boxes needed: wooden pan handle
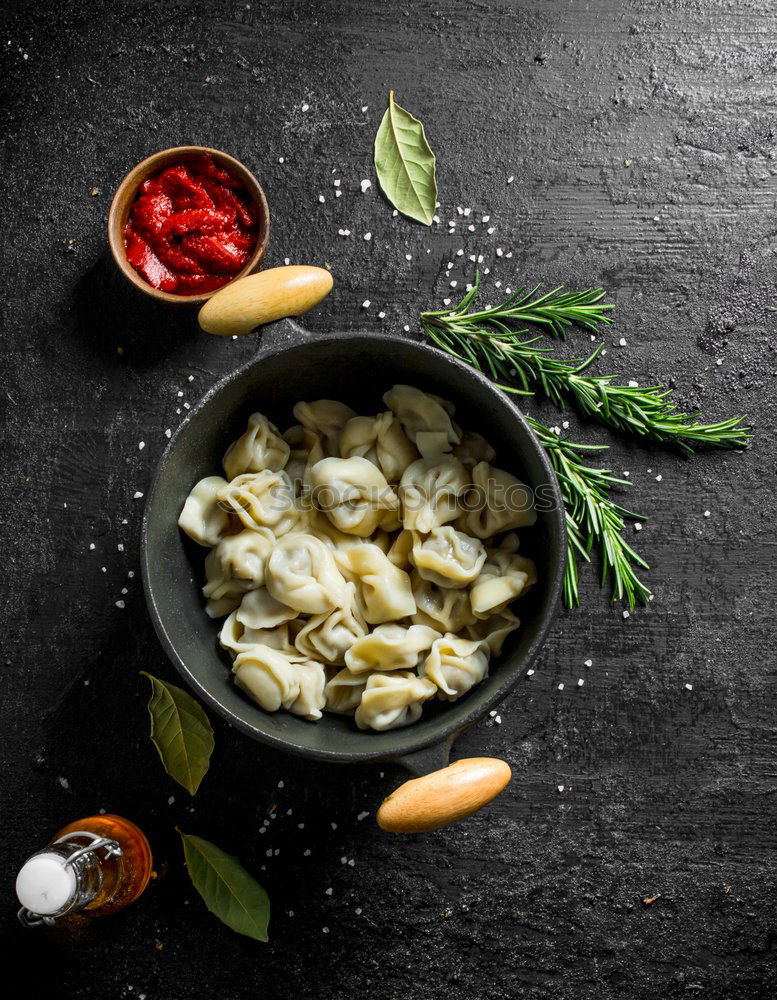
[376,757,512,833]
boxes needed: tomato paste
[124,153,258,295]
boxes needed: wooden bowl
[108,145,270,307]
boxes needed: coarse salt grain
[165,429,171,438]
[405,254,412,261]
[619,337,627,346]
[318,194,325,203]
[685,683,693,691]
[115,600,125,609]
[557,784,564,793]
[89,543,95,550]
[526,668,535,676]
[507,175,514,183]
[362,300,370,308]
[584,659,593,667]
[364,232,372,241]
[655,474,662,482]
[578,678,584,687]
[378,311,386,319]
[333,179,340,187]
[360,179,371,193]
[133,491,144,499]
[138,441,145,450]
[623,610,630,619]
[704,510,710,517]
[301,103,309,112]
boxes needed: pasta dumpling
[411,526,487,588]
[460,461,537,539]
[453,431,496,469]
[324,668,368,715]
[223,412,289,481]
[422,635,489,701]
[236,587,297,630]
[217,470,299,536]
[283,424,325,494]
[342,544,416,623]
[354,671,437,731]
[383,385,460,451]
[465,610,520,656]
[220,614,298,656]
[293,583,367,665]
[265,533,349,614]
[233,646,326,720]
[411,573,476,634]
[308,456,399,537]
[293,399,356,455]
[345,623,440,674]
[470,547,537,617]
[399,455,469,533]
[178,476,231,547]
[202,529,275,617]
[339,411,417,483]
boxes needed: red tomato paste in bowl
[123,154,258,295]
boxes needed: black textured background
[1,1,776,997]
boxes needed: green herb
[141,672,214,795]
[421,277,751,453]
[420,275,752,608]
[179,831,270,942]
[526,417,651,609]
[374,91,437,225]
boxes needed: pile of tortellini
[178,385,538,732]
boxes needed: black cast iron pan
[141,319,566,829]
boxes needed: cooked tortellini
[469,546,537,617]
[341,544,416,623]
[202,529,275,617]
[178,476,231,547]
[233,646,326,720]
[339,411,417,483]
[354,672,438,731]
[293,399,356,455]
[384,385,460,451]
[293,583,367,664]
[421,635,489,701]
[345,623,440,674]
[223,413,289,482]
[411,526,487,589]
[265,532,349,614]
[307,456,399,537]
[398,455,469,533]
[181,386,540,730]
[459,461,537,539]
[217,470,299,536]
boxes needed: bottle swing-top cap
[16,831,122,927]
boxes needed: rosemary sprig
[421,276,751,453]
[526,417,652,609]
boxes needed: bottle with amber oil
[15,814,153,927]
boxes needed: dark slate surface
[1,1,775,996]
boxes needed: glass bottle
[15,814,153,927]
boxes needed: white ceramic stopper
[16,852,77,916]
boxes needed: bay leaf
[141,671,214,795]
[374,90,437,225]
[179,831,270,942]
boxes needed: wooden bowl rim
[107,145,270,307]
